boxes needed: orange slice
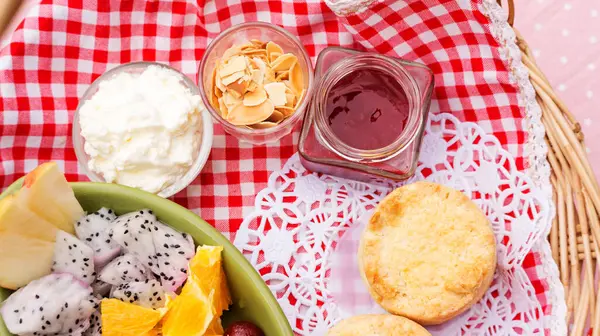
[205,317,225,336]
[188,245,232,315]
[101,299,162,336]
[161,280,215,336]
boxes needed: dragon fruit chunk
[151,221,195,292]
[111,279,166,309]
[98,254,154,286]
[82,308,101,336]
[91,279,112,297]
[0,273,96,335]
[52,230,96,284]
[75,208,121,269]
[110,210,160,275]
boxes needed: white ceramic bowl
[73,61,213,198]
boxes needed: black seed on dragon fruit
[0,274,96,335]
[82,308,101,336]
[52,231,96,285]
[151,221,195,292]
[109,209,195,292]
[111,279,166,309]
[110,210,161,275]
[75,208,121,269]
[98,254,154,286]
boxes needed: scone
[327,314,431,336]
[358,181,496,325]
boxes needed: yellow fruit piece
[205,317,225,336]
[18,162,83,234]
[0,194,58,241]
[101,299,162,336]
[188,245,232,315]
[0,232,54,289]
[162,280,215,336]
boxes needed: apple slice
[18,162,83,234]
[0,194,58,241]
[0,232,54,290]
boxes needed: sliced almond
[209,68,220,107]
[252,57,267,74]
[264,82,287,107]
[226,87,242,100]
[215,71,227,92]
[264,67,276,84]
[275,71,289,81]
[221,71,245,86]
[285,92,295,108]
[266,41,284,60]
[251,39,266,48]
[220,55,247,77]
[215,85,223,98]
[249,121,279,129]
[251,69,264,86]
[227,78,249,97]
[282,80,294,92]
[242,49,267,57]
[212,39,306,128]
[269,52,282,64]
[294,89,306,110]
[222,45,242,60]
[223,90,242,109]
[227,99,275,126]
[217,97,229,118]
[267,110,284,123]
[271,53,297,72]
[240,42,258,51]
[247,81,258,92]
[243,86,268,107]
[275,106,295,117]
[289,61,304,95]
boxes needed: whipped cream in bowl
[73,62,213,198]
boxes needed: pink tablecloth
[516,1,600,181]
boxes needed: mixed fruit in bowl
[0,163,265,336]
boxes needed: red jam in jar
[326,68,410,151]
[298,47,434,182]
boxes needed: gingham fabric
[0,0,550,333]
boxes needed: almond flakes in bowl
[209,40,305,130]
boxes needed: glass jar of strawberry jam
[298,47,435,182]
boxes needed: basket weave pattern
[502,0,600,333]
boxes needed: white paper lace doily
[479,0,565,334]
[234,113,553,335]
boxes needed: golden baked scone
[358,181,496,325]
[327,314,431,336]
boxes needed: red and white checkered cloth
[0,0,553,333]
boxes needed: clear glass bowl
[198,22,314,145]
[73,61,214,198]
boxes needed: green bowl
[0,181,293,336]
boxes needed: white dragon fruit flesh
[52,230,96,285]
[111,279,166,309]
[82,308,101,336]
[152,221,195,292]
[110,210,160,275]
[0,273,97,335]
[75,208,121,269]
[98,254,154,286]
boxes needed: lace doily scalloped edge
[479,0,565,334]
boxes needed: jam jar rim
[313,52,423,163]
